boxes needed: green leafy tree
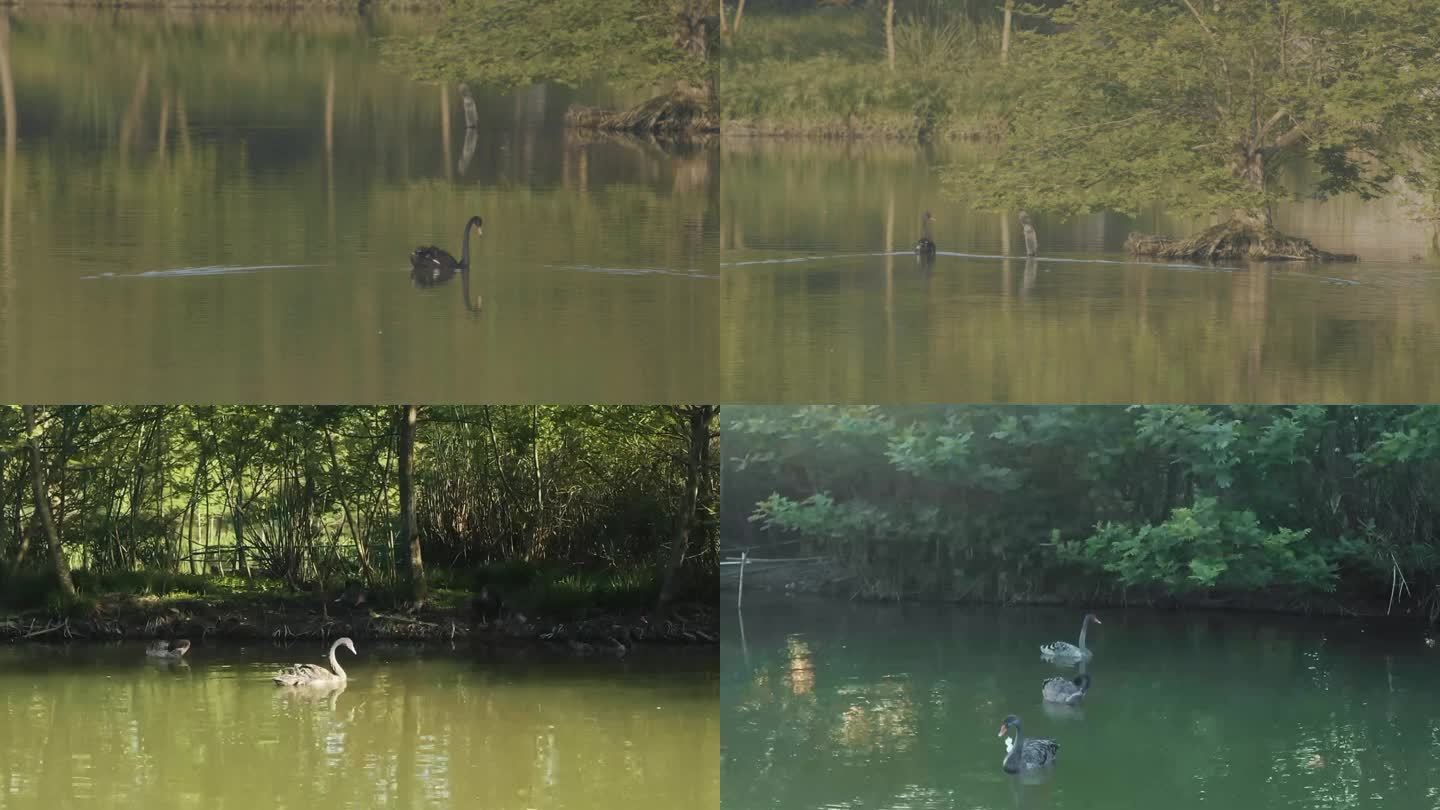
[390,0,718,131]
[945,0,1440,260]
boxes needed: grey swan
[1041,672,1091,705]
[145,639,191,659]
[1040,613,1101,662]
[273,637,356,687]
[998,714,1059,773]
[914,211,937,256]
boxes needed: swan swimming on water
[273,637,356,687]
[914,211,937,256]
[998,714,1058,773]
[1041,671,1091,705]
[1040,613,1101,662]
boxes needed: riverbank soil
[0,591,717,649]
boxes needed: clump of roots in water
[565,89,717,136]
[1125,219,1357,262]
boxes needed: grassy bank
[725,564,1426,621]
[720,9,1011,141]
[0,567,718,646]
[2,0,441,10]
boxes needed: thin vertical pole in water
[737,550,747,610]
[440,83,451,181]
[0,11,15,378]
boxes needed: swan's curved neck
[1004,722,1025,768]
[459,222,474,268]
[1077,617,1091,651]
[921,218,933,240]
[328,640,347,679]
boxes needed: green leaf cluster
[389,0,712,93]
[946,0,1440,219]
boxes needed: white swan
[1040,613,1101,662]
[273,637,356,687]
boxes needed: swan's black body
[1041,672,1091,705]
[915,211,937,256]
[411,215,484,311]
[999,715,1059,774]
[1041,612,1101,663]
[411,215,483,287]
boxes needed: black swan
[1040,613,1101,662]
[411,215,483,285]
[914,211,937,256]
[999,714,1059,773]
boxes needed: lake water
[0,640,718,810]
[721,594,1440,810]
[0,11,718,402]
[721,140,1440,403]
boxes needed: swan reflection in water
[145,639,191,660]
[410,215,484,313]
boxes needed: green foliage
[0,406,717,602]
[1059,498,1330,592]
[727,406,1440,609]
[389,0,711,93]
[945,0,1440,220]
[720,9,1010,139]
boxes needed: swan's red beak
[997,724,1008,737]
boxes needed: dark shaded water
[0,641,718,809]
[0,11,718,402]
[721,141,1440,403]
[721,594,1440,810]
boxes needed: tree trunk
[1231,143,1271,227]
[658,405,714,608]
[1001,0,1014,63]
[397,404,425,600]
[23,406,75,599]
[733,0,746,35]
[325,427,373,581]
[885,0,896,73]
[232,457,248,577]
[531,405,544,556]
[718,0,729,36]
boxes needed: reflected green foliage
[0,406,718,610]
[2,12,719,402]
[726,405,1440,612]
[720,139,1440,403]
[0,645,719,810]
[389,0,711,93]
[722,598,1440,810]
[946,0,1440,222]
